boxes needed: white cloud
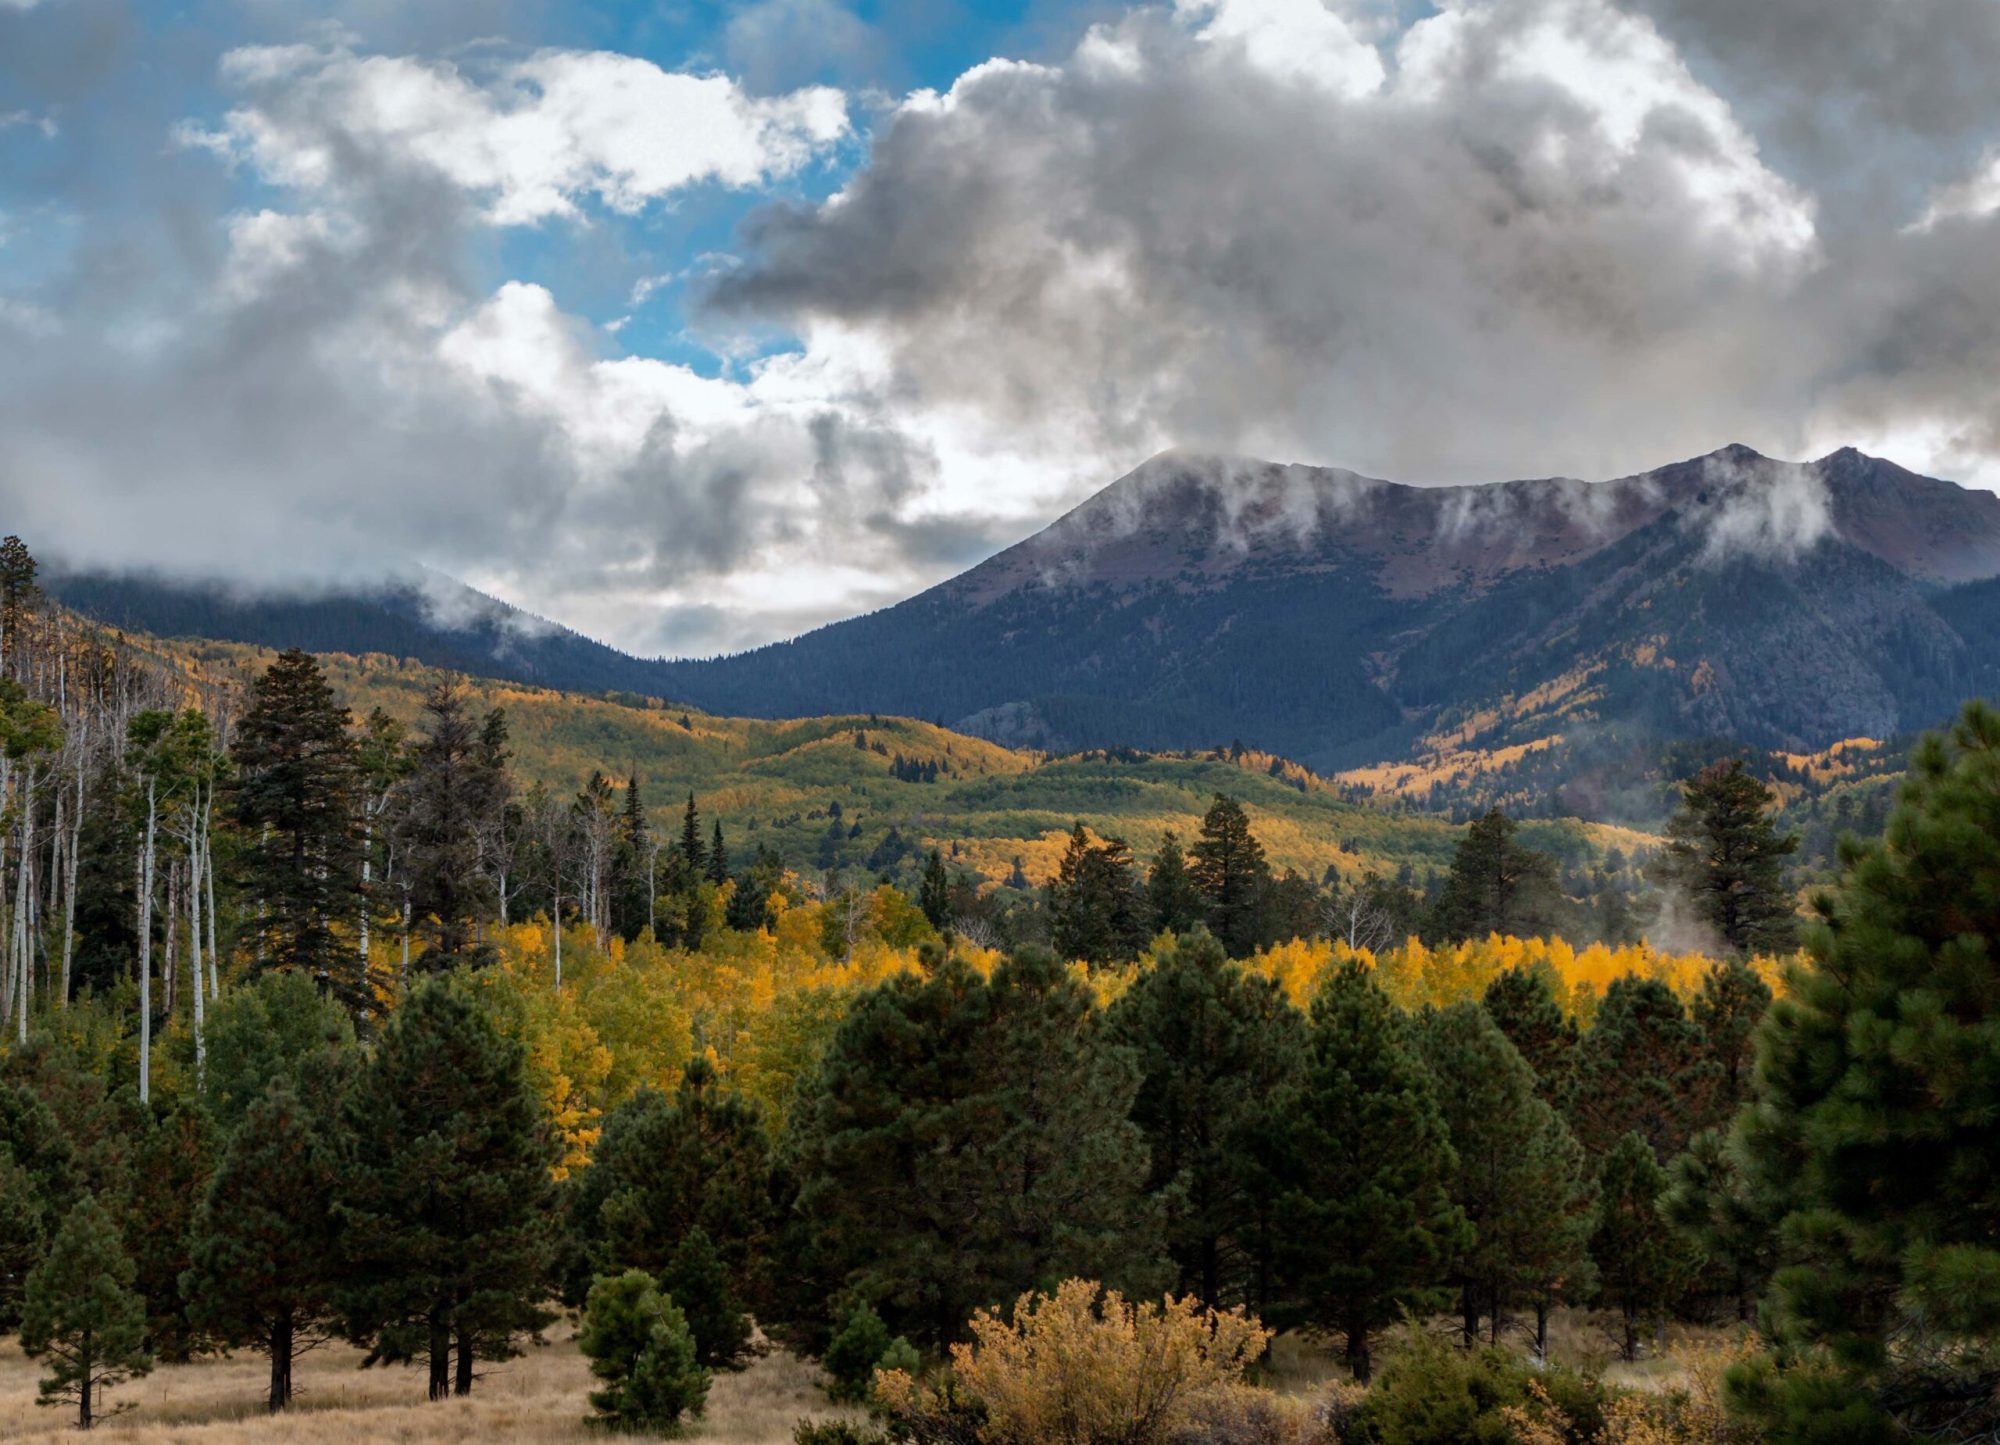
[1912,147,2000,230]
[1182,0,1386,98]
[197,44,849,224]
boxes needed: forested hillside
[6,531,2000,1445]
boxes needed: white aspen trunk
[60,772,79,1007]
[17,786,34,1041]
[188,797,205,1085]
[163,859,179,1020]
[552,875,563,995]
[203,805,219,1000]
[359,808,372,974]
[139,779,156,1105]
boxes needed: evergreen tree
[231,649,365,1009]
[1480,963,1579,1106]
[1281,961,1468,1381]
[1047,822,1148,966]
[1188,795,1274,957]
[121,1103,219,1362]
[1430,808,1562,942]
[204,970,358,1129]
[184,1082,343,1410]
[1730,703,2000,1439]
[662,1227,752,1371]
[0,533,39,674]
[337,979,559,1399]
[566,1058,773,1307]
[577,1269,708,1433]
[1690,957,1772,1114]
[1565,975,1717,1159]
[1103,930,1305,1312]
[917,847,952,935]
[0,1083,78,1330]
[1590,1132,1690,1362]
[19,1195,153,1429]
[1654,758,1799,954]
[1145,830,1205,936]
[784,949,1164,1352]
[1416,1002,1596,1354]
[612,774,652,941]
[1662,1127,1774,1325]
[707,820,729,887]
[396,686,510,968]
[679,793,704,881]
[725,845,783,934]
[67,766,138,1000]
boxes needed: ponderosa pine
[19,1195,152,1429]
[1654,758,1799,955]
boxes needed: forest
[0,535,1994,1445]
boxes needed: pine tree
[917,847,952,934]
[1590,1132,1690,1362]
[1480,963,1579,1106]
[1146,830,1205,936]
[1430,808,1562,942]
[231,649,365,1009]
[184,1081,343,1410]
[662,1227,751,1371]
[337,979,559,1399]
[566,1058,773,1307]
[1690,957,1772,1114]
[1416,1002,1596,1354]
[203,970,358,1130]
[577,1269,708,1432]
[1280,961,1468,1381]
[707,820,729,887]
[19,1195,153,1429]
[1662,1127,1774,1325]
[1103,930,1305,1312]
[1729,703,2000,1438]
[121,1103,220,1363]
[1565,975,1717,1159]
[1188,795,1273,957]
[612,774,652,941]
[0,1082,78,1331]
[1048,822,1148,966]
[0,534,40,675]
[396,686,509,968]
[1654,759,1799,954]
[784,949,1163,1352]
[679,793,704,880]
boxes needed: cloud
[187,43,849,225]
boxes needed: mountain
[41,567,675,700]
[652,445,2000,771]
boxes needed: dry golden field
[0,1328,867,1443]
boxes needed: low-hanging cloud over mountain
[3,0,2000,656]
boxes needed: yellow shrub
[926,1279,1271,1445]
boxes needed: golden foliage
[881,1279,1270,1445]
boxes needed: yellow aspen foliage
[879,1278,1269,1445]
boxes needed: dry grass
[0,1328,866,1443]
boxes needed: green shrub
[1344,1333,1606,1445]
[824,1300,918,1404]
[794,1421,889,1445]
[578,1269,710,1432]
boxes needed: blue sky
[3,0,1999,657]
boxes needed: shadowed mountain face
[42,445,2000,772]
[651,445,2000,768]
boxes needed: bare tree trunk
[139,778,156,1105]
[203,804,219,999]
[189,794,205,1085]
[60,767,79,1007]
[12,788,31,1040]
[164,858,179,1020]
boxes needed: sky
[3,0,2000,659]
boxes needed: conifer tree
[19,1195,153,1429]
[1662,1127,1774,1324]
[231,649,365,1009]
[337,979,559,1399]
[1431,808,1562,942]
[122,1103,219,1362]
[0,1082,78,1330]
[1690,957,1772,1114]
[396,686,509,968]
[611,774,652,941]
[917,847,952,934]
[566,1058,773,1305]
[1145,830,1205,935]
[1729,703,2000,1438]
[662,1227,752,1371]
[707,820,729,887]
[0,534,39,675]
[1103,930,1305,1311]
[1565,975,1717,1158]
[679,793,704,880]
[1654,758,1799,954]
[184,1081,342,1410]
[1188,795,1273,957]
[1590,1132,1690,1361]
[1417,1002,1596,1352]
[577,1269,708,1432]
[785,950,1163,1352]
[1281,961,1467,1381]
[1480,963,1578,1106]
[1048,822,1148,965]
[203,970,357,1130]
